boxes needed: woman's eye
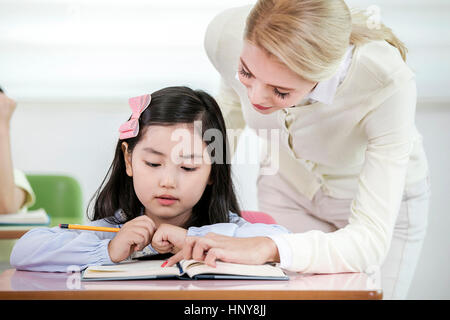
[274,88,290,100]
[181,167,197,172]
[238,66,252,78]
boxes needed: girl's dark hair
[88,86,241,227]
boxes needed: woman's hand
[151,224,187,254]
[108,215,156,263]
[165,233,280,267]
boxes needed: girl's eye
[145,162,160,168]
[238,66,252,78]
[274,88,290,100]
[182,167,197,172]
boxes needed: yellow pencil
[59,224,120,232]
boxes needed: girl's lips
[157,198,177,206]
[252,103,272,111]
[156,195,178,206]
[156,194,178,206]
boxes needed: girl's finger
[131,229,154,251]
[131,227,152,248]
[153,245,173,254]
[133,219,156,237]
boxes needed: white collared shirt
[299,45,354,106]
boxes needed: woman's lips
[252,103,272,111]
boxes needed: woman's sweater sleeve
[270,79,418,273]
[10,219,117,272]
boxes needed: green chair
[26,174,84,226]
[0,175,84,266]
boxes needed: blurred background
[0,0,448,298]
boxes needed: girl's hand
[0,93,17,127]
[151,224,187,254]
[165,233,280,267]
[108,215,156,263]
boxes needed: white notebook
[0,208,50,225]
[82,259,289,281]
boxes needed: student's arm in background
[0,93,28,214]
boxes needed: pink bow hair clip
[118,94,151,140]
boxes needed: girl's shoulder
[228,211,241,223]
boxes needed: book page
[181,260,287,278]
[83,259,180,279]
[0,208,49,225]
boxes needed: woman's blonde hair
[244,0,407,82]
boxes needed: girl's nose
[159,169,177,189]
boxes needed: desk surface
[0,226,35,239]
[0,268,382,300]
[0,217,81,239]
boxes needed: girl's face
[122,123,212,227]
[238,41,317,114]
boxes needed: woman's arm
[161,213,288,265]
[186,212,290,238]
[167,233,279,267]
[273,79,418,273]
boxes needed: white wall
[408,104,450,300]
[2,0,449,299]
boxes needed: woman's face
[238,41,317,114]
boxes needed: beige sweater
[205,5,428,273]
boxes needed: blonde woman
[167,0,430,300]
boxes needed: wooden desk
[0,268,382,300]
[0,226,34,239]
[0,217,81,239]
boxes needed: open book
[82,259,289,281]
[0,208,50,226]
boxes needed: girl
[10,86,289,272]
[168,0,430,300]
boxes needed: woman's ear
[121,142,133,177]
